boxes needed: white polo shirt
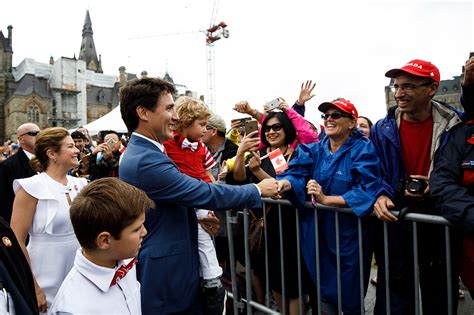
[49,249,141,315]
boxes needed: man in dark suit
[0,123,40,223]
[119,78,278,314]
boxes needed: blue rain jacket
[277,129,383,313]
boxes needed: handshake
[256,178,290,198]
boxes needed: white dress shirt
[49,249,141,315]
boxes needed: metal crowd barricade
[224,198,454,315]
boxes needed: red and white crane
[205,20,229,112]
[128,1,228,112]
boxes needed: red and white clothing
[164,132,222,280]
[49,249,141,314]
[164,133,216,182]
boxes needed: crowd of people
[0,55,473,315]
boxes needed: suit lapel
[129,135,179,168]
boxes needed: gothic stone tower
[0,26,13,142]
[78,10,103,73]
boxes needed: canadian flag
[269,148,288,175]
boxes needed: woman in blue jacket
[277,99,383,314]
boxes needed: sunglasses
[321,112,352,120]
[263,123,283,133]
[20,130,40,137]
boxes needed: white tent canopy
[81,106,127,135]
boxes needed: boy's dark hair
[119,77,176,132]
[70,178,155,250]
[260,111,297,147]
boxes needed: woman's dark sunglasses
[321,112,351,120]
[263,123,283,133]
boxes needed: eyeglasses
[206,126,214,130]
[390,82,433,93]
[20,130,40,137]
[321,112,352,120]
[263,123,283,133]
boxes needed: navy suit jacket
[0,148,36,223]
[119,134,261,314]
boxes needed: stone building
[0,10,189,142]
[0,11,119,142]
[384,56,472,111]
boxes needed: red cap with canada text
[318,99,358,119]
[385,59,440,84]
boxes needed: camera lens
[406,179,424,194]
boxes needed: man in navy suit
[119,77,279,314]
[0,123,40,223]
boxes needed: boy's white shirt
[49,249,141,315]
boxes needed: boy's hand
[199,212,220,236]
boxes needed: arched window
[27,104,40,123]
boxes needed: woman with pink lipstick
[10,127,88,313]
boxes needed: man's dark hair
[70,177,155,250]
[119,78,176,132]
[101,130,120,139]
[260,111,297,147]
[71,131,86,140]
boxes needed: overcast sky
[1,0,473,127]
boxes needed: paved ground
[232,266,474,314]
[364,268,474,315]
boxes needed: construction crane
[205,21,229,112]
[203,0,229,112]
[127,1,228,112]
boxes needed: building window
[97,89,106,103]
[27,104,40,123]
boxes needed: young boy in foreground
[49,177,154,314]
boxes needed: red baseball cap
[385,59,440,84]
[318,99,358,119]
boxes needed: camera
[106,137,117,148]
[396,178,427,195]
[231,117,252,128]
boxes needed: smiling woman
[231,109,311,314]
[10,127,88,312]
[276,99,383,313]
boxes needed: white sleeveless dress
[13,172,87,308]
